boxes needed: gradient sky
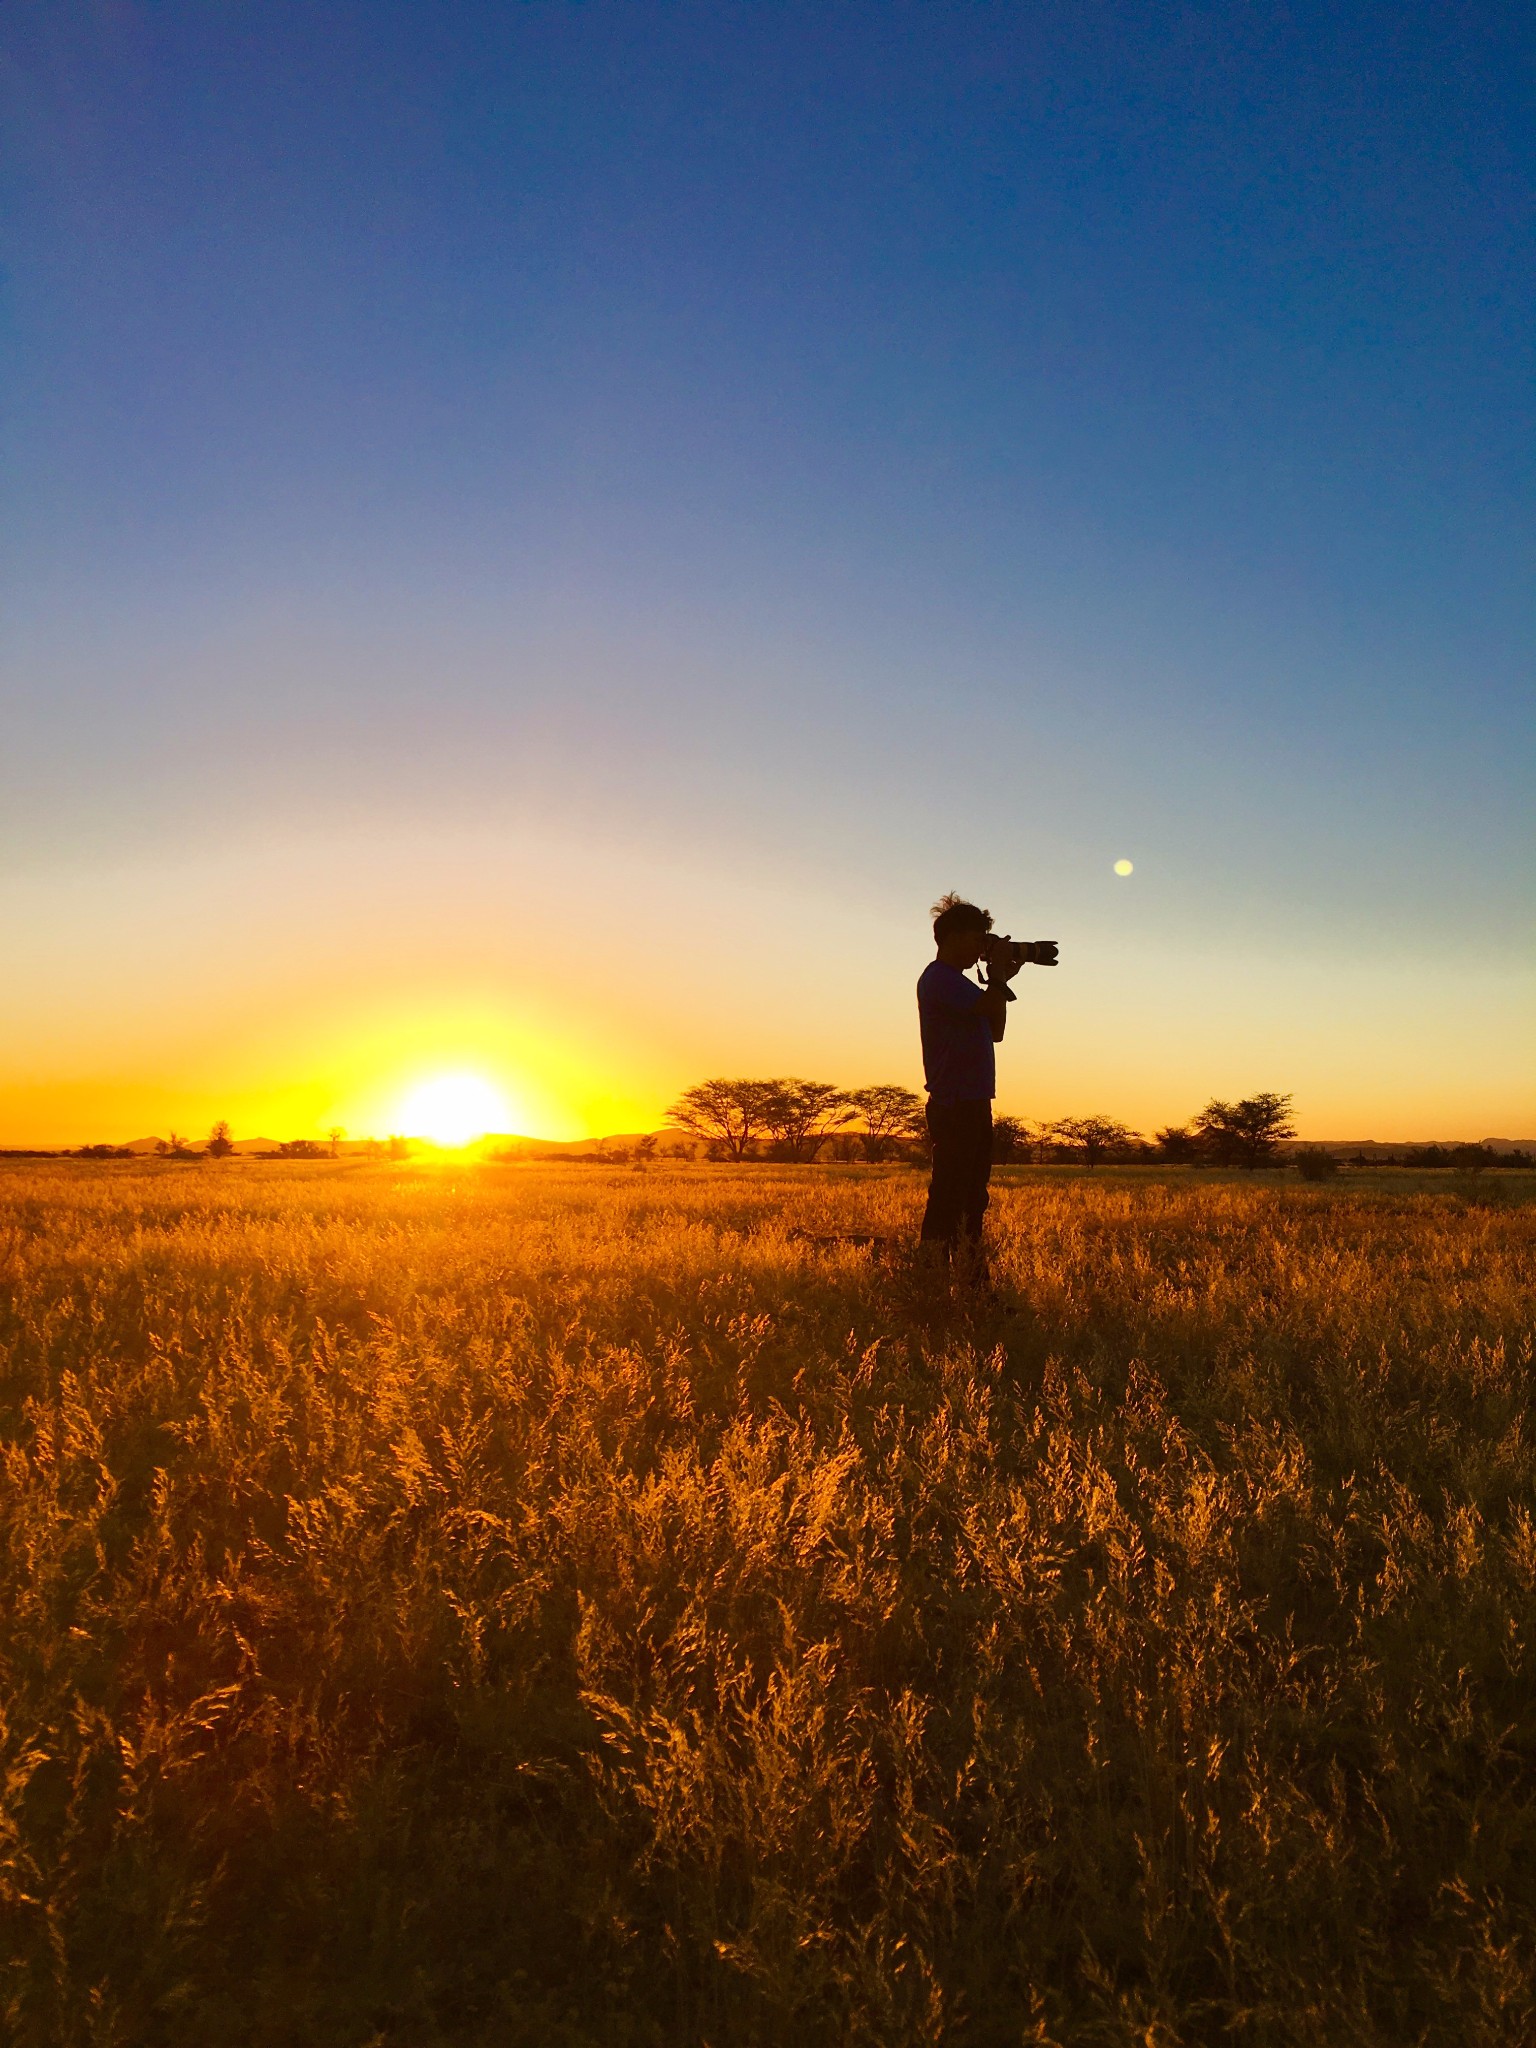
[3,0,1532,1144]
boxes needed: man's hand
[979,938,1021,986]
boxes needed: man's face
[940,925,988,969]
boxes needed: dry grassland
[2,1159,1534,2045]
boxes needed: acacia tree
[1046,1115,1139,1168]
[1193,1093,1295,1169]
[665,1079,780,1161]
[207,1120,234,1158]
[845,1084,924,1162]
[1154,1124,1201,1164]
[326,1126,346,1159]
[991,1115,1037,1163]
[758,1079,855,1162]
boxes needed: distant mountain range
[1294,1138,1536,1156]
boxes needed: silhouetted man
[916,894,1018,1272]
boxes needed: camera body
[981,934,1059,977]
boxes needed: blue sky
[2,0,1531,1140]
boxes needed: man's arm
[978,981,1015,1042]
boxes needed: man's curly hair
[931,893,993,944]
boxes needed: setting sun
[396,1073,510,1148]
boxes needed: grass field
[2,1159,1534,2046]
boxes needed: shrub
[1293,1147,1340,1181]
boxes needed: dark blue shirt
[917,961,995,1103]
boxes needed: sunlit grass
[2,1159,1533,2044]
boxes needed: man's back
[917,959,995,1104]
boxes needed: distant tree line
[664,1081,1309,1168]
[967,1094,1302,1169]
[1301,1142,1528,1172]
[65,1123,409,1163]
[38,1096,1533,1174]
[659,1085,1529,1174]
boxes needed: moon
[1114,858,1134,876]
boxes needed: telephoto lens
[988,936,1059,973]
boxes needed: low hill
[481,1131,706,1160]
[1289,1137,1536,1157]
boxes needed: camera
[980,933,1059,977]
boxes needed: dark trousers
[920,1099,992,1252]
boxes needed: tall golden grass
[1,1159,1533,2045]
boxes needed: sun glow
[396,1072,510,1148]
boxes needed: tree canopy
[757,1080,857,1162]
[1045,1116,1140,1167]
[844,1085,925,1161]
[665,1079,783,1161]
[1193,1094,1296,1168]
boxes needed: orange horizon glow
[4,1045,1533,1156]
[4,1020,1534,1152]
[1,824,1532,1153]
